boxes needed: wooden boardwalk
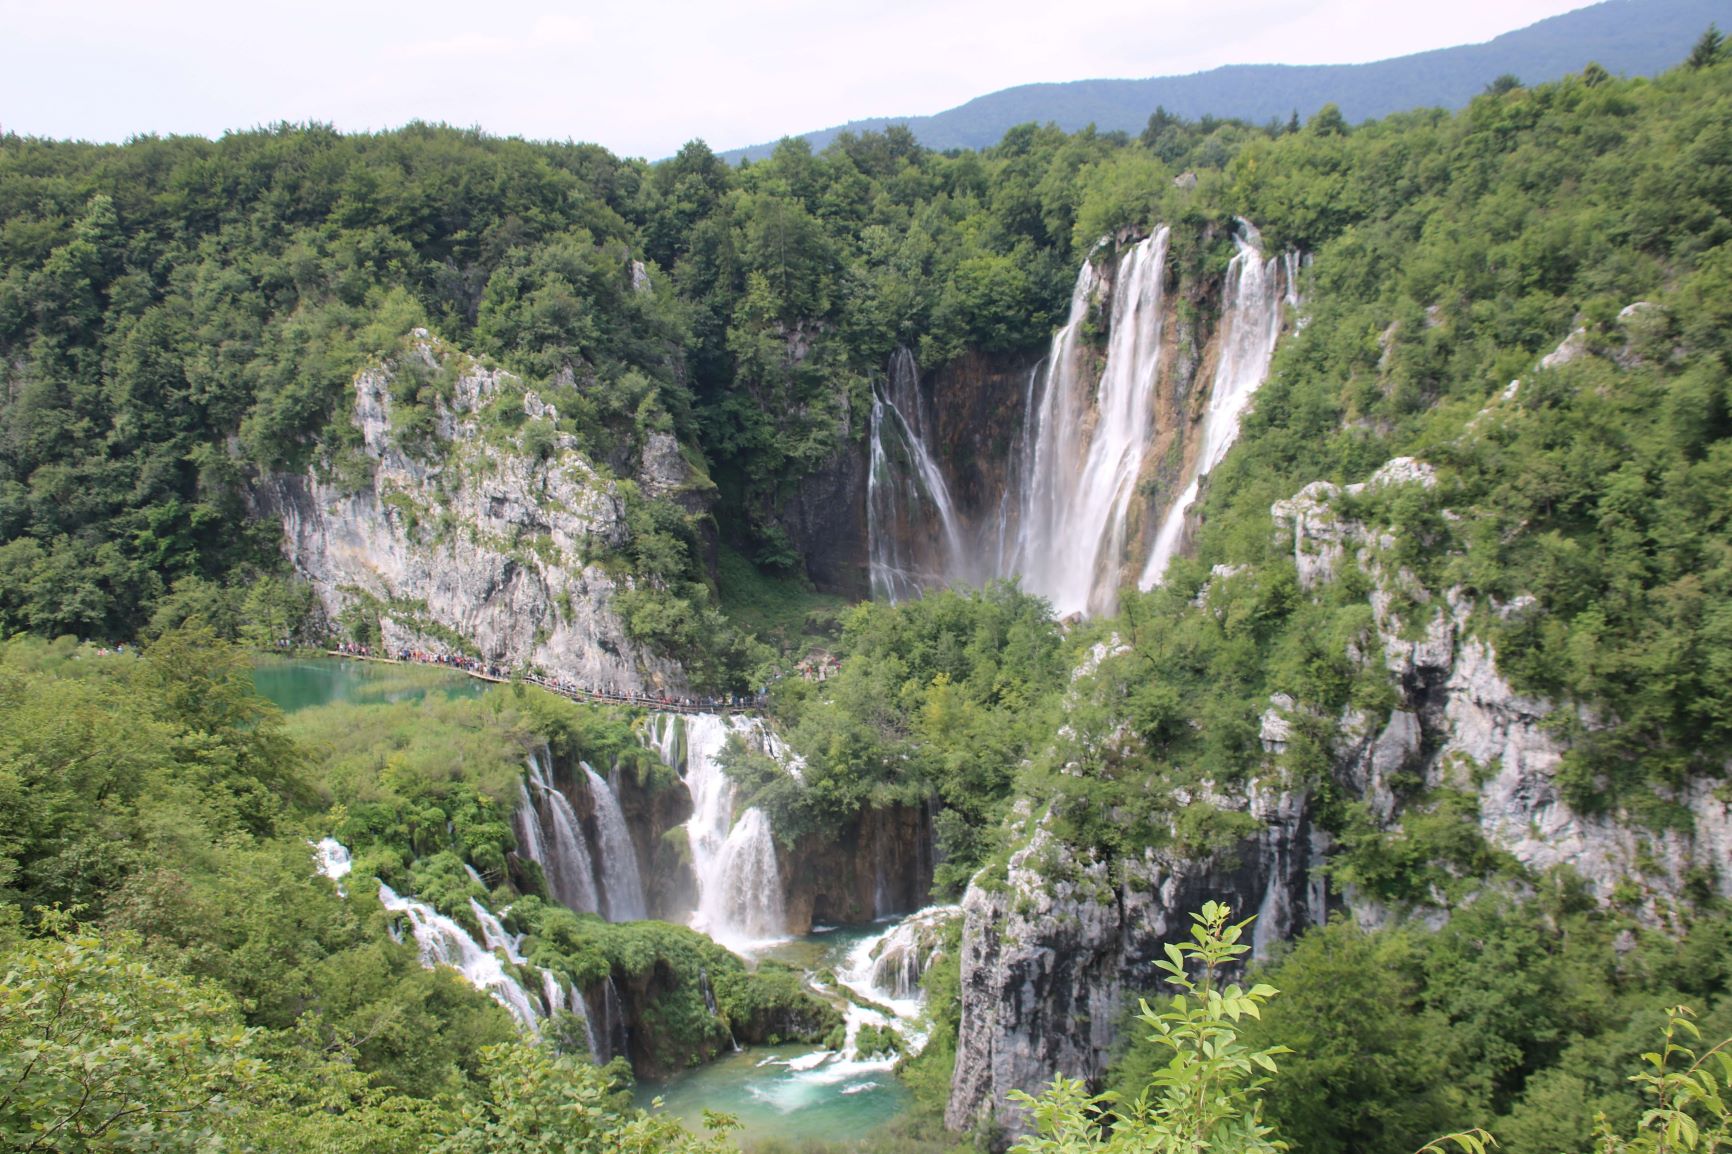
[321,651,761,715]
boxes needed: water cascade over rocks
[518,748,601,915]
[865,905,959,1002]
[1139,223,1299,588]
[377,882,543,1032]
[868,348,969,602]
[469,897,524,962]
[319,840,605,1054]
[647,713,788,948]
[312,837,352,890]
[1009,228,1172,618]
[584,762,648,921]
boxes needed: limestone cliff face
[945,790,1324,1136]
[255,334,702,692]
[781,802,935,931]
[775,425,872,599]
[945,455,1732,1141]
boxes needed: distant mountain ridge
[719,0,1725,162]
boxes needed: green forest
[4,26,1732,1154]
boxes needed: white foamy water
[312,837,352,892]
[649,713,789,950]
[378,882,541,1032]
[1140,222,1298,588]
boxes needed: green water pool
[252,656,488,713]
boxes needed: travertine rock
[256,337,691,693]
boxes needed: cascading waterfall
[312,837,352,894]
[583,761,647,922]
[378,882,542,1031]
[860,220,1296,618]
[863,905,959,1006]
[704,808,784,943]
[317,840,614,1062]
[867,349,968,602]
[519,749,601,915]
[1008,229,1172,618]
[470,897,524,962]
[649,712,788,948]
[542,969,601,1057]
[1138,224,1298,588]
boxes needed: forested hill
[3,27,1732,1154]
[719,0,1720,162]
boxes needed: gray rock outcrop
[255,334,697,693]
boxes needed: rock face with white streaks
[255,333,702,692]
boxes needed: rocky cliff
[782,802,936,931]
[945,455,1732,1140]
[255,333,706,693]
[771,347,1044,600]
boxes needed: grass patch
[715,544,848,657]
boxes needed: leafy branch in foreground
[1416,1128,1498,1154]
[1010,900,1289,1153]
[1596,1005,1732,1154]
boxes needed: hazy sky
[3,0,1594,158]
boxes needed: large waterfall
[648,713,788,948]
[1138,224,1298,588]
[1009,228,1172,618]
[861,220,1296,618]
[867,349,968,602]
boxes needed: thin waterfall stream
[1139,223,1298,588]
[584,761,647,922]
[867,348,968,602]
